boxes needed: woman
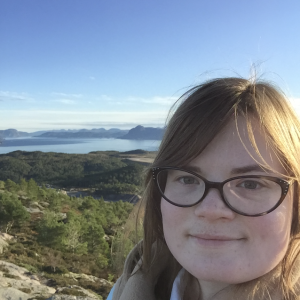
[108,77,300,300]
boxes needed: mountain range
[0,126,165,140]
[118,125,165,140]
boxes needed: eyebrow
[183,164,266,176]
[230,164,266,175]
[183,165,201,173]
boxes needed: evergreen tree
[37,210,65,248]
[5,179,18,192]
[62,210,87,254]
[0,192,30,233]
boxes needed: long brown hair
[142,77,300,299]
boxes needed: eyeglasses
[152,167,290,217]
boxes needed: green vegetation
[0,177,137,298]
[0,150,152,195]
[0,150,153,298]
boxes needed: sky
[1,0,300,132]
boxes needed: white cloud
[126,96,177,106]
[142,96,177,105]
[55,99,76,105]
[52,92,82,98]
[97,95,113,102]
[0,91,34,102]
[50,93,177,107]
[0,109,168,131]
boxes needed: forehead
[187,117,284,178]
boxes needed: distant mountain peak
[118,125,165,140]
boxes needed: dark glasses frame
[152,166,290,217]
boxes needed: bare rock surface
[0,260,55,299]
[64,272,112,287]
[0,287,30,300]
[0,234,13,255]
[0,240,8,255]
[25,206,44,214]
[47,285,103,300]
[0,234,14,242]
[0,261,108,300]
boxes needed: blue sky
[1,0,300,132]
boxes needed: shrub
[57,287,86,297]
[18,263,38,274]
[9,242,26,255]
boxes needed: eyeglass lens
[157,169,282,215]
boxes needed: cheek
[161,199,179,228]
[161,200,187,241]
[248,193,293,254]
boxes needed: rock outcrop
[0,233,14,255]
[0,287,31,300]
[0,240,8,255]
[47,285,103,300]
[0,260,55,299]
[0,261,109,300]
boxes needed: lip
[189,234,244,247]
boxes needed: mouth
[189,234,245,247]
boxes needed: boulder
[0,287,31,300]
[30,202,45,210]
[47,285,102,300]
[0,233,14,242]
[47,295,100,300]
[40,201,50,207]
[25,207,43,214]
[0,261,55,298]
[0,261,107,300]
[63,272,112,287]
[0,239,8,255]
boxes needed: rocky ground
[0,234,113,300]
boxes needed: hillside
[0,150,153,298]
[0,177,142,299]
[0,150,156,199]
[0,129,30,138]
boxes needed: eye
[178,176,199,185]
[238,180,263,190]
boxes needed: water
[0,137,160,154]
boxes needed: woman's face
[161,118,293,286]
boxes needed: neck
[198,280,231,300]
[182,273,232,300]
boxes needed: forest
[0,150,152,299]
[0,150,152,195]
[0,178,144,299]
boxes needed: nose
[193,188,236,221]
